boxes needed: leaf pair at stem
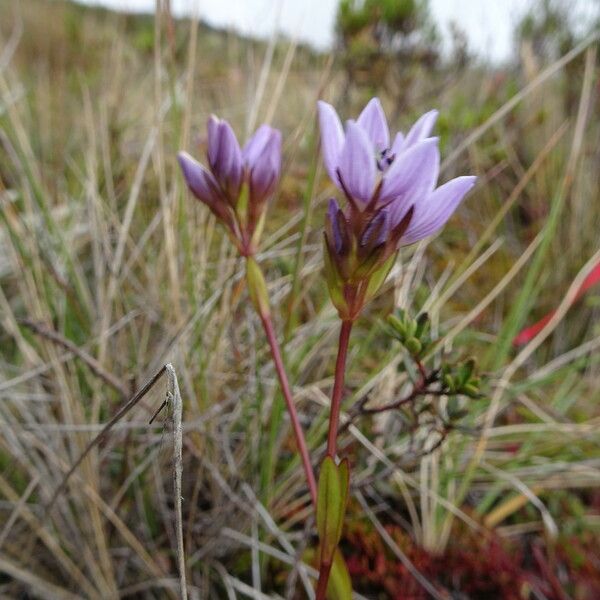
[316,456,352,600]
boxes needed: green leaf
[462,358,476,381]
[317,456,349,563]
[405,336,422,356]
[415,312,430,338]
[335,459,350,545]
[326,549,353,600]
[387,314,407,338]
[463,383,480,397]
[317,456,340,561]
[338,459,350,505]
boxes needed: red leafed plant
[341,513,600,599]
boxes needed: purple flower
[318,97,476,319]
[242,124,282,207]
[207,116,243,200]
[318,98,476,247]
[178,116,282,254]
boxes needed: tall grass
[0,0,599,597]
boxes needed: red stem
[327,320,353,458]
[260,312,318,506]
[315,559,332,600]
[416,358,427,386]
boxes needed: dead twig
[339,369,440,435]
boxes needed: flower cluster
[178,116,282,256]
[176,99,481,600]
[318,98,476,320]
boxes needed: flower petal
[401,176,477,245]
[243,124,276,169]
[207,116,243,196]
[178,151,222,207]
[390,132,405,157]
[357,97,389,151]
[338,120,376,205]
[379,137,440,222]
[403,110,439,149]
[248,129,282,202]
[317,101,345,187]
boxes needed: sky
[76,0,598,63]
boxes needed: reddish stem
[327,320,353,458]
[316,320,353,597]
[260,312,317,506]
[315,559,332,600]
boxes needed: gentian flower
[318,98,476,319]
[178,116,282,255]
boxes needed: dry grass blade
[246,4,281,134]
[529,335,600,382]
[0,15,22,73]
[221,527,318,576]
[46,365,167,510]
[0,475,38,550]
[166,363,188,600]
[439,231,543,348]
[19,318,130,399]
[0,557,81,600]
[475,46,598,461]
[442,31,599,169]
[0,474,98,598]
[481,461,557,536]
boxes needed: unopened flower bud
[178,117,283,255]
[207,116,243,201]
